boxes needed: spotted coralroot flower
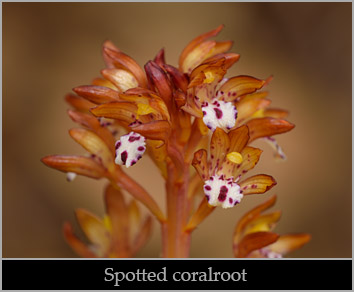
[63,185,152,258]
[192,125,277,209]
[115,132,146,167]
[233,195,311,258]
[42,24,297,258]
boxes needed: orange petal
[131,216,153,256]
[234,195,277,243]
[179,24,224,72]
[262,108,289,119]
[103,47,148,88]
[101,68,139,92]
[268,233,311,256]
[144,61,173,106]
[104,185,130,254]
[236,97,271,125]
[65,93,96,112]
[243,211,282,235]
[192,149,209,181]
[63,222,96,258]
[69,128,115,172]
[239,174,277,195]
[41,155,106,179]
[210,128,230,174]
[203,52,240,70]
[73,85,120,104]
[234,231,279,258]
[246,117,295,143]
[102,40,120,68]
[228,125,250,153]
[185,197,216,232]
[90,102,137,124]
[145,140,167,178]
[75,208,111,257]
[233,146,263,178]
[181,40,217,74]
[91,77,117,90]
[211,40,233,56]
[153,48,166,67]
[67,110,116,155]
[181,88,203,118]
[130,120,171,142]
[219,75,267,102]
[163,64,188,92]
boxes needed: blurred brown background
[3,3,351,258]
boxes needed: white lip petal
[202,100,237,132]
[115,132,146,168]
[203,175,243,209]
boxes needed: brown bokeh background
[3,3,351,258]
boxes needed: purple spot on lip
[214,108,223,119]
[218,185,228,202]
[205,185,211,191]
[234,200,239,206]
[115,141,121,150]
[121,151,128,164]
[131,160,137,166]
[138,146,145,151]
[202,111,207,116]
[129,136,140,142]
[229,198,233,204]
[205,195,210,202]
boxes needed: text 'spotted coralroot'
[42,25,311,258]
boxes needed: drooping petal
[90,102,137,125]
[63,222,96,258]
[69,128,115,172]
[41,155,106,179]
[75,208,111,257]
[192,149,209,181]
[203,52,240,70]
[104,185,130,255]
[239,174,277,195]
[67,110,116,155]
[233,195,277,243]
[234,231,279,258]
[101,68,139,92]
[263,136,287,160]
[218,75,268,102]
[235,96,271,125]
[184,196,216,232]
[268,233,311,256]
[130,120,171,142]
[73,85,120,104]
[179,24,224,72]
[131,216,153,256]
[102,47,148,88]
[210,128,230,174]
[65,94,96,113]
[243,211,282,235]
[246,117,295,143]
[115,132,146,168]
[91,77,117,90]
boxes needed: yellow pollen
[227,152,243,164]
[203,70,215,84]
[137,103,156,117]
[103,215,112,233]
[251,109,265,119]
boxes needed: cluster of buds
[42,25,309,258]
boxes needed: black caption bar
[2,259,352,290]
